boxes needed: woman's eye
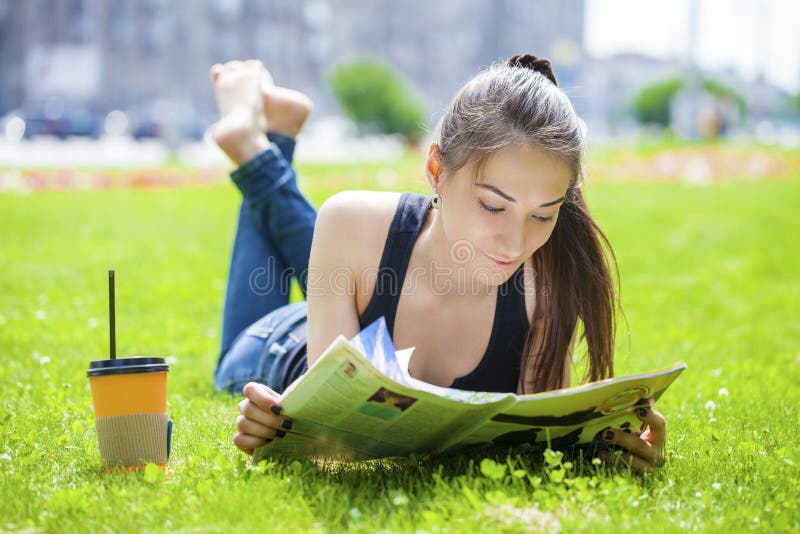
[479,200,504,214]
[480,199,553,222]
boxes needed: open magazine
[253,317,686,462]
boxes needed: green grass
[1,156,799,532]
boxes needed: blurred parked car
[20,97,103,139]
[131,99,213,142]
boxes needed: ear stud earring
[431,190,441,210]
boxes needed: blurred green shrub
[329,60,427,145]
[632,76,684,127]
[632,75,747,127]
[702,78,747,115]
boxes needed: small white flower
[718,387,729,397]
[31,352,50,365]
[695,491,702,498]
[712,482,721,490]
[35,310,47,320]
[704,400,716,411]
[592,457,602,466]
[88,317,99,329]
[0,453,11,461]
[392,493,409,506]
[166,356,178,365]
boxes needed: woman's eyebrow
[476,184,565,207]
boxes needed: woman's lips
[483,251,517,269]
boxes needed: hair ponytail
[507,53,559,86]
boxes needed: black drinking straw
[108,269,116,360]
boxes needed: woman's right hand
[233,382,293,456]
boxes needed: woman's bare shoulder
[312,191,404,317]
[315,190,402,263]
[318,190,401,216]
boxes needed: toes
[260,70,275,89]
[211,59,272,78]
[210,63,223,82]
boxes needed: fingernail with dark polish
[275,429,286,438]
[282,419,293,430]
[638,407,648,417]
[604,430,615,441]
[270,405,282,415]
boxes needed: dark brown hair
[431,53,621,393]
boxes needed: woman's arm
[232,192,365,456]
[305,191,365,365]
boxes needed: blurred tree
[632,76,684,127]
[702,78,747,116]
[329,60,426,145]
[632,75,747,128]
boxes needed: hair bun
[507,53,558,86]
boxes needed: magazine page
[445,362,687,454]
[351,318,513,404]
[253,318,516,461]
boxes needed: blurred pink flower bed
[1,145,797,192]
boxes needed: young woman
[210,55,667,473]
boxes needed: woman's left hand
[595,400,666,474]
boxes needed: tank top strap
[503,261,531,331]
[358,192,432,335]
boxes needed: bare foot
[262,84,314,139]
[209,59,271,165]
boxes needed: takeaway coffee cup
[87,357,172,472]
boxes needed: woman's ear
[425,143,443,190]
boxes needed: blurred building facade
[0,0,585,133]
[5,0,789,143]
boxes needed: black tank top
[357,192,530,393]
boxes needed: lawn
[1,150,799,532]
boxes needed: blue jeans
[213,131,317,396]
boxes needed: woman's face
[431,144,572,289]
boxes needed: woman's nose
[497,229,528,261]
